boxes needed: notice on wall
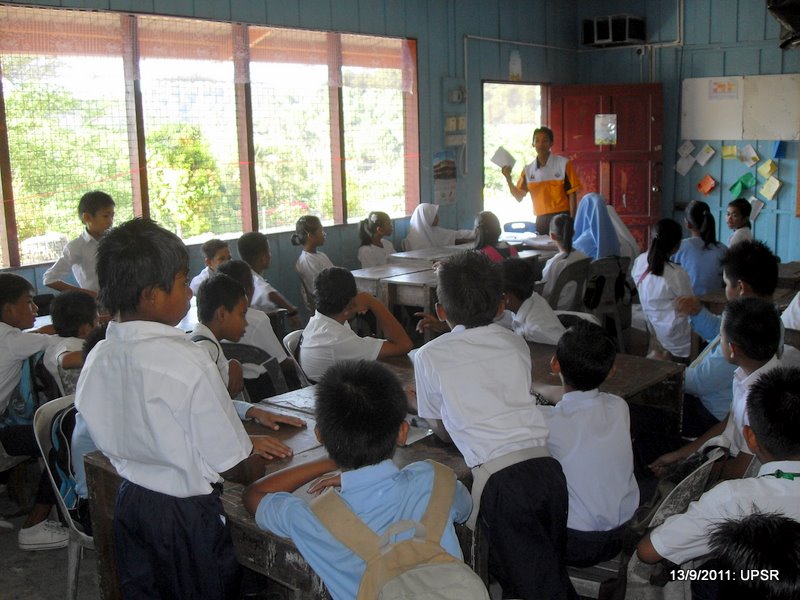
[433,150,457,205]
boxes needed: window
[0,6,419,266]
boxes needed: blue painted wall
[576,0,800,262]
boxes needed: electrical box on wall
[444,114,466,147]
[442,77,467,147]
[582,15,645,47]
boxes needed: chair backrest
[554,311,602,328]
[57,365,82,396]
[503,221,537,234]
[267,308,289,343]
[33,395,91,543]
[585,256,631,312]
[545,256,591,311]
[280,330,312,388]
[220,342,288,399]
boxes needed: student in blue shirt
[243,360,471,600]
[672,200,727,296]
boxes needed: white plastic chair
[281,330,312,387]
[33,395,94,600]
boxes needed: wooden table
[778,261,800,290]
[351,263,431,302]
[387,245,468,267]
[699,287,797,315]
[85,402,484,600]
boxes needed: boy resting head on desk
[539,320,639,567]
[298,266,412,382]
[637,366,800,579]
[75,218,272,599]
[413,250,576,600]
[243,359,472,600]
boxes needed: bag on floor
[310,460,489,600]
[1,351,60,428]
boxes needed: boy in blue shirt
[243,360,471,600]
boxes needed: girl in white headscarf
[404,204,474,250]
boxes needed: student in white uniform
[632,218,693,361]
[540,321,639,567]
[498,258,565,344]
[76,218,265,599]
[357,211,396,268]
[726,198,754,247]
[541,214,589,310]
[299,267,412,382]
[782,290,800,331]
[43,291,98,394]
[189,239,231,295]
[291,215,335,313]
[403,203,473,251]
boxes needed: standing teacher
[501,126,581,235]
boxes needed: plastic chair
[281,331,313,388]
[554,311,602,328]
[220,342,288,400]
[33,395,94,600]
[502,221,537,234]
[584,256,631,352]
[266,308,289,343]
[544,256,591,311]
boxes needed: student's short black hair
[0,273,33,309]
[51,291,97,338]
[315,360,407,469]
[721,297,781,362]
[533,126,554,144]
[196,274,246,325]
[216,260,255,296]
[77,191,115,216]
[746,367,800,459]
[82,323,108,360]
[436,251,502,328]
[237,232,270,267]
[314,267,357,316]
[500,258,536,301]
[710,512,800,600]
[720,239,778,297]
[556,320,616,390]
[96,218,188,315]
[200,238,229,261]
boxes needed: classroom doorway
[482,82,544,226]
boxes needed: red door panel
[612,95,653,153]
[611,161,650,215]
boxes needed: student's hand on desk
[675,296,702,316]
[414,312,449,334]
[250,435,294,460]
[307,472,342,496]
[246,407,307,431]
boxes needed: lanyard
[762,470,800,481]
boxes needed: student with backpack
[243,360,484,600]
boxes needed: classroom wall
[6,0,578,307]
[576,0,800,262]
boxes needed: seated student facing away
[237,231,301,328]
[541,214,589,310]
[473,210,518,263]
[0,274,68,549]
[357,211,396,268]
[243,360,472,600]
[292,215,335,312]
[637,366,800,569]
[43,291,98,395]
[414,251,576,600]
[189,238,231,295]
[299,267,412,383]
[76,218,269,599]
[671,200,726,296]
[539,321,639,567]
[43,190,115,296]
[497,258,565,345]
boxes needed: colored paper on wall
[722,145,738,159]
[760,176,782,200]
[730,172,757,198]
[738,144,759,167]
[695,144,715,166]
[675,154,695,176]
[773,141,786,159]
[757,159,778,179]
[697,174,716,195]
[749,197,765,221]
[678,140,696,157]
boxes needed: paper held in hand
[491,146,516,169]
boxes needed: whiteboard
[682,77,743,140]
[743,74,800,140]
[681,74,800,140]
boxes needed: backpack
[1,351,61,428]
[310,460,489,600]
[48,404,79,512]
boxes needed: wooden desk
[387,245,468,267]
[699,287,797,315]
[778,261,800,290]
[85,404,484,600]
[351,263,431,302]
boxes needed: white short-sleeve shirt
[299,312,385,382]
[75,320,252,498]
[0,323,56,414]
[189,265,213,296]
[43,230,100,292]
[649,460,800,565]
[236,307,288,379]
[540,389,639,531]
[415,323,549,468]
[357,241,396,268]
[43,336,84,395]
[295,251,334,297]
[250,269,279,313]
[190,323,230,387]
[632,254,694,357]
[727,226,753,247]
[510,293,566,345]
[783,292,800,331]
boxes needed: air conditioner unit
[582,15,646,47]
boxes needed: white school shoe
[18,519,68,551]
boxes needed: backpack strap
[419,460,456,544]
[190,334,221,363]
[310,489,381,562]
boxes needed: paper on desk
[695,144,715,166]
[675,154,695,176]
[721,145,738,159]
[522,235,558,249]
[738,144,759,167]
[491,146,516,169]
[678,140,695,157]
[760,176,782,200]
[404,415,433,446]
